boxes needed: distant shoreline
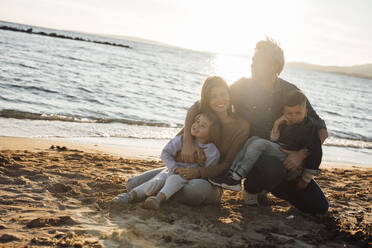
[0,25,131,49]
[287,62,372,80]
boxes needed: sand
[0,137,371,247]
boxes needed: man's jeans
[244,155,329,214]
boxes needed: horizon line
[1,19,371,68]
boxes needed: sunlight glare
[211,54,251,85]
[173,0,305,58]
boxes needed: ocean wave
[323,110,342,117]
[350,115,372,122]
[77,86,94,93]
[6,84,59,94]
[0,95,47,105]
[26,133,372,148]
[0,109,182,128]
[328,130,371,143]
[18,63,37,69]
[324,137,372,150]
[57,54,86,62]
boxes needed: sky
[1,0,372,66]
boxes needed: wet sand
[0,137,371,247]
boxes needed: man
[228,38,328,214]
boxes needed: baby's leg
[158,174,188,200]
[127,167,166,191]
[232,137,287,178]
[131,171,168,200]
[143,174,187,209]
[145,172,168,196]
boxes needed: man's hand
[318,128,328,144]
[174,167,200,180]
[280,148,307,171]
[180,142,206,164]
[296,178,309,190]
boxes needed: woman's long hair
[199,76,233,117]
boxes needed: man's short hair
[283,90,307,107]
[255,37,285,75]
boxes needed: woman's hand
[174,167,200,180]
[280,148,307,171]
[180,141,206,164]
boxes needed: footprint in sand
[47,183,72,193]
[0,234,20,243]
[26,216,78,228]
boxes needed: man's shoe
[242,191,259,207]
[208,175,242,191]
[257,190,276,206]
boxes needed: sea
[1,21,371,166]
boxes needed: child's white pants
[159,174,188,200]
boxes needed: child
[112,111,221,209]
[209,90,322,205]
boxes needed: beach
[1,20,372,247]
[0,136,371,247]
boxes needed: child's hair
[283,90,307,108]
[196,111,221,144]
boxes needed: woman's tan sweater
[198,118,250,178]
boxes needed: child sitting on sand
[112,111,221,209]
[209,90,322,205]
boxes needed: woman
[126,76,250,205]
